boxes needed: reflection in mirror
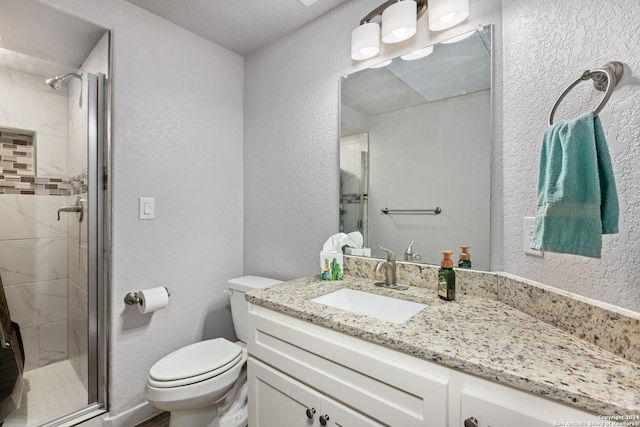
[340,25,492,270]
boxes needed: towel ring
[548,61,624,125]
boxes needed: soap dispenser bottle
[438,251,456,301]
[458,245,472,269]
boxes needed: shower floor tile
[4,360,87,427]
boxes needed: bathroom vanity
[246,276,640,426]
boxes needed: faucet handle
[379,246,395,262]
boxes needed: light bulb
[382,1,417,44]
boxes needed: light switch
[139,197,155,220]
[523,216,543,257]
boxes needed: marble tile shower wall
[0,67,71,371]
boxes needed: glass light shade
[440,29,476,44]
[370,59,392,68]
[401,45,434,60]
[351,22,380,60]
[428,0,469,31]
[381,0,417,44]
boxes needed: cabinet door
[249,358,322,427]
[324,398,386,427]
[249,357,387,427]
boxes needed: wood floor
[135,412,170,427]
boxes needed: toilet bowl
[144,276,281,427]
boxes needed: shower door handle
[57,196,85,222]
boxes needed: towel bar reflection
[381,207,441,215]
[549,61,624,125]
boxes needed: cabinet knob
[464,417,479,427]
[305,408,316,419]
[319,414,330,425]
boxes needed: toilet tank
[227,276,282,343]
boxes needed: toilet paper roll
[137,287,169,314]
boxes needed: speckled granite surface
[345,256,640,366]
[246,276,640,416]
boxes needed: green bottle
[458,245,472,269]
[438,250,456,301]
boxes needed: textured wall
[244,0,503,281]
[43,0,245,416]
[502,1,640,311]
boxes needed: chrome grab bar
[57,196,85,222]
[381,207,442,215]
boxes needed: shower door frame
[87,71,108,409]
[40,71,110,427]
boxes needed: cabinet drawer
[459,387,600,427]
[248,306,448,427]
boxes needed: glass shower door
[0,66,108,427]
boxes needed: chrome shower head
[46,72,82,90]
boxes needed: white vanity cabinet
[247,305,601,427]
[247,305,448,426]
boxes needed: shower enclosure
[0,2,109,425]
[339,133,369,246]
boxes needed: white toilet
[144,276,282,427]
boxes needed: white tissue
[322,233,350,252]
[137,287,169,314]
[346,231,363,249]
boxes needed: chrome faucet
[375,246,397,287]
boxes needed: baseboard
[102,402,161,427]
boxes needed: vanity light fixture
[381,0,418,44]
[351,0,469,61]
[440,27,476,44]
[428,0,470,31]
[370,59,393,68]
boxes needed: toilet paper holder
[124,287,171,305]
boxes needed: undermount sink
[311,288,427,324]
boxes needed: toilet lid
[149,338,242,382]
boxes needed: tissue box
[320,251,343,280]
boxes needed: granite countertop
[246,276,640,416]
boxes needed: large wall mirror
[340,25,492,270]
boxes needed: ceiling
[0,0,346,80]
[124,0,348,56]
[0,0,107,78]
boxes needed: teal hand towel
[530,111,619,258]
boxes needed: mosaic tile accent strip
[0,128,34,178]
[0,126,86,196]
[69,171,88,195]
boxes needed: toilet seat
[148,338,243,388]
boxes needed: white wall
[244,0,503,280]
[42,0,244,416]
[502,1,640,311]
